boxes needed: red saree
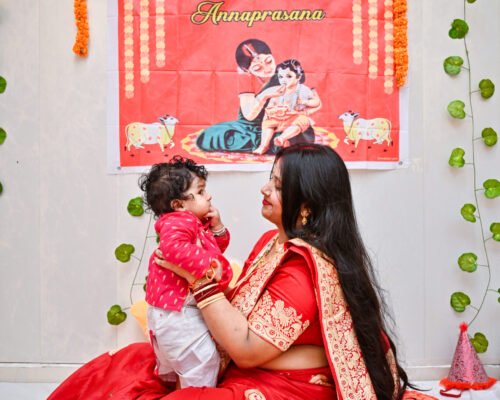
[49,231,435,400]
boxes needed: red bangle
[192,281,222,303]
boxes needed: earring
[301,210,309,226]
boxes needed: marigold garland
[73,0,89,57]
[393,0,408,87]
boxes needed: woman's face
[260,161,283,227]
[248,53,276,79]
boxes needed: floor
[0,381,499,399]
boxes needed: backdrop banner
[107,0,409,172]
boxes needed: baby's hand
[205,206,224,231]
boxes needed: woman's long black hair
[275,143,411,400]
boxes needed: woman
[49,144,432,400]
[195,39,317,153]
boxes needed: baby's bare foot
[253,146,268,155]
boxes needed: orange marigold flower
[393,0,408,86]
[73,0,89,57]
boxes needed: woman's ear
[170,199,184,211]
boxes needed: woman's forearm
[200,298,281,368]
[239,93,266,121]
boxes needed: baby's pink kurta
[146,211,232,312]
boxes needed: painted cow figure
[338,111,392,148]
[125,115,179,152]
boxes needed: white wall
[0,0,499,382]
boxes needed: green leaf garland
[114,243,135,262]
[443,56,464,76]
[127,197,145,216]
[107,305,127,325]
[479,79,495,99]
[449,148,465,167]
[450,292,471,312]
[481,128,497,147]
[447,100,466,119]
[458,252,478,272]
[448,19,469,39]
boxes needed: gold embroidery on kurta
[248,291,310,351]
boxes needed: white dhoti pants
[147,295,220,388]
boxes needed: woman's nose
[260,183,270,196]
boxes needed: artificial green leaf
[479,79,495,99]
[0,128,6,145]
[482,127,498,147]
[471,332,488,353]
[449,19,469,39]
[450,292,471,312]
[447,100,466,119]
[458,252,478,272]
[483,179,500,199]
[466,0,476,3]
[0,182,3,195]
[449,148,465,167]
[490,223,500,241]
[460,203,476,222]
[127,197,144,216]
[107,304,127,325]
[443,56,464,75]
[114,243,135,262]
[0,76,6,93]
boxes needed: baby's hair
[139,156,208,217]
[276,59,306,84]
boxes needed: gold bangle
[190,277,210,291]
[189,262,218,291]
[192,282,219,296]
[197,292,226,310]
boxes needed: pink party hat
[440,323,496,395]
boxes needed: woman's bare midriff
[259,344,329,370]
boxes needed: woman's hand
[240,83,286,121]
[259,84,286,101]
[154,249,197,285]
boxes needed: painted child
[254,59,321,154]
[140,156,232,389]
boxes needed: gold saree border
[289,238,377,400]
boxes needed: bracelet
[192,281,222,303]
[188,260,219,291]
[197,292,226,310]
[211,226,227,237]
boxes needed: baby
[140,156,232,388]
[254,59,321,154]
